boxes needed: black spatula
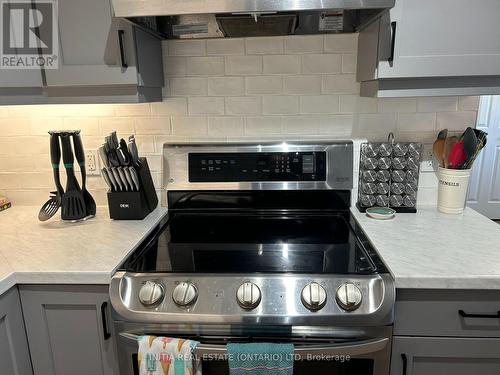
[60,132,87,220]
[38,133,64,221]
[72,132,96,216]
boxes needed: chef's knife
[129,166,140,191]
[128,135,140,167]
[105,167,118,191]
[110,131,119,148]
[98,145,109,168]
[123,167,135,191]
[117,167,129,191]
[101,168,113,191]
[111,167,123,191]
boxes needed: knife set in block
[107,157,158,220]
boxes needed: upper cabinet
[357,0,500,97]
[0,0,164,104]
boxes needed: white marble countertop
[1,203,499,294]
[0,205,168,294]
[352,206,500,289]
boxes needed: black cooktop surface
[121,210,388,275]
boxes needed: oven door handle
[118,333,388,359]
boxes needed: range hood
[112,0,395,38]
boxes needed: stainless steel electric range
[110,142,395,375]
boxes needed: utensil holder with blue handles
[107,157,158,220]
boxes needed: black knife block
[107,158,158,220]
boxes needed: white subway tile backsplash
[186,57,225,76]
[188,97,225,115]
[300,95,339,114]
[151,98,188,116]
[208,117,245,136]
[171,116,208,135]
[135,117,171,135]
[283,76,322,95]
[324,34,358,52]
[302,54,342,74]
[397,113,436,132]
[284,35,324,54]
[263,96,299,115]
[207,39,245,55]
[225,56,262,75]
[263,55,301,74]
[163,57,187,77]
[378,98,417,113]
[245,116,282,134]
[339,95,378,113]
[417,97,458,112]
[245,37,284,55]
[167,40,206,56]
[246,76,283,95]
[208,77,245,96]
[322,74,359,94]
[225,97,262,115]
[170,77,208,96]
[341,54,357,73]
[437,111,478,130]
[0,34,479,207]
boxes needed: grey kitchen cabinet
[391,289,500,375]
[0,287,33,375]
[391,336,500,375]
[0,0,164,104]
[19,285,118,375]
[358,0,500,97]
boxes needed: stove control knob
[301,282,327,311]
[172,282,198,307]
[336,283,362,311]
[236,282,261,310]
[138,280,165,307]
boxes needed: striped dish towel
[227,343,294,375]
[137,336,201,375]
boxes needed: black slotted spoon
[38,133,64,221]
[60,132,87,221]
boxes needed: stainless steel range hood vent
[113,0,395,39]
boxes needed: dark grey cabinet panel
[395,289,500,337]
[391,336,500,375]
[19,285,117,375]
[0,287,33,375]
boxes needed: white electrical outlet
[420,145,435,172]
[85,150,100,175]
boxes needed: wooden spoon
[432,139,445,167]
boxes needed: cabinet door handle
[118,30,128,68]
[458,309,500,319]
[401,353,407,375]
[101,302,111,340]
[388,21,397,65]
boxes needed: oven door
[115,325,391,375]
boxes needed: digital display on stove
[188,152,326,182]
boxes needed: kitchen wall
[0,34,479,206]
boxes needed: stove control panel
[188,152,326,182]
[115,274,394,326]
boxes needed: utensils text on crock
[60,133,87,221]
[38,133,64,221]
[73,132,96,217]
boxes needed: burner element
[236,282,262,310]
[336,283,363,311]
[138,280,165,307]
[172,282,198,307]
[301,282,327,311]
